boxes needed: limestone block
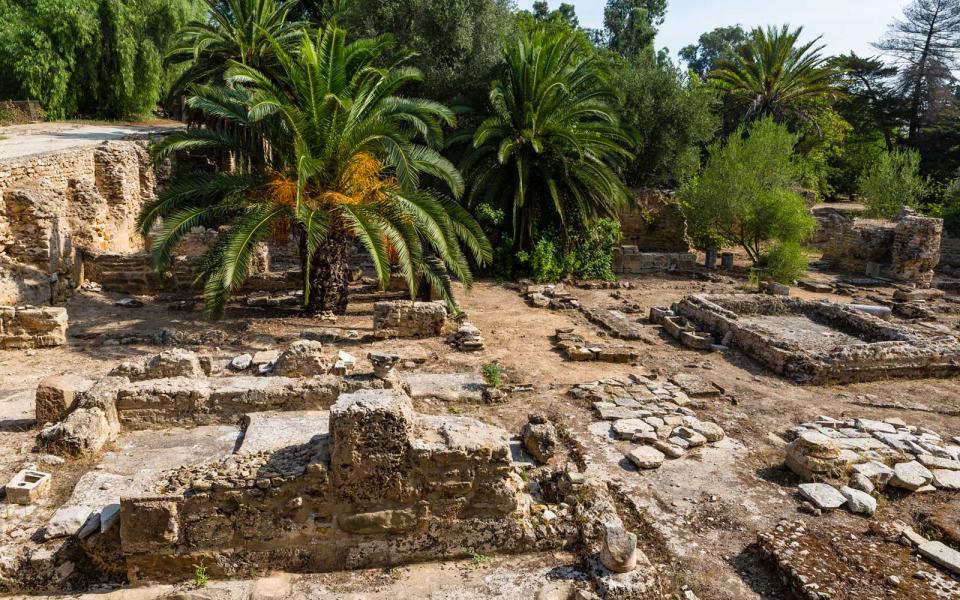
[35,374,93,424]
[330,388,415,503]
[4,469,51,505]
[373,301,447,338]
[119,496,182,554]
[337,508,418,535]
[600,522,638,573]
[273,340,331,377]
[0,306,67,348]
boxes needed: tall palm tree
[141,25,490,318]
[710,25,838,127]
[456,26,634,251]
[164,0,306,103]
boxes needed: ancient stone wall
[612,247,695,274]
[820,218,895,273]
[0,305,67,349]
[118,388,544,581]
[619,189,689,252]
[0,140,162,304]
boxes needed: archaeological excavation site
[0,122,957,600]
[3,2,960,597]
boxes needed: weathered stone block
[4,469,51,505]
[35,373,93,424]
[0,306,67,348]
[120,496,182,554]
[373,301,446,338]
[273,340,331,377]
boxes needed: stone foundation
[117,388,556,582]
[670,294,960,384]
[0,305,67,348]
[373,301,447,338]
[612,247,696,275]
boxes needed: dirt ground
[2,265,960,599]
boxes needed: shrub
[942,175,960,237]
[681,118,815,268]
[516,218,622,283]
[760,241,809,282]
[859,148,929,218]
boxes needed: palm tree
[164,0,306,103]
[456,26,634,251]
[141,25,491,318]
[710,25,838,127]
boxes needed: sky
[517,0,912,63]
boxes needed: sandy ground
[2,269,960,598]
[0,121,183,160]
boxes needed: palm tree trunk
[301,227,350,315]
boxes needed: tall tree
[603,0,667,59]
[874,0,960,141]
[143,26,490,317]
[679,25,747,78]
[345,0,515,105]
[711,25,838,128]
[457,26,634,251]
[832,53,904,151]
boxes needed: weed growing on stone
[468,548,489,565]
[482,363,503,388]
[193,560,209,588]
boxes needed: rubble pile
[784,415,960,516]
[447,321,485,352]
[522,283,579,310]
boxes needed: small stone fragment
[839,485,877,516]
[628,446,665,470]
[798,483,846,510]
[889,461,933,491]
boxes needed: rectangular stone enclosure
[671,294,960,384]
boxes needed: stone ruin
[614,189,696,275]
[818,207,943,287]
[373,300,447,338]
[652,294,960,384]
[0,305,67,348]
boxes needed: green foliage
[760,241,809,283]
[603,0,666,59]
[467,547,489,565]
[681,118,815,268]
[481,363,503,388]
[679,25,748,78]
[859,148,929,218]
[518,218,622,282]
[0,0,197,119]
[142,25,491,318]
[941,175,960,237]
[458,25,633,252]
[193,560,209,588]
[613,50,720,187]
[711,25,838,129]
[344,0,515,105]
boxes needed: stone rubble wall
[118,388,548,581]
[818,207,942,285]
[0,140,163,304]
[612,247,695,274]
[619,189,690,252]
[0,305,67,348]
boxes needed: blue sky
[517,0,911,62]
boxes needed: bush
[760,241,809,282]
[681,118,815,268]
[517,218,622,283]
[942,175,960,237]
[859,149,929,218]
[481,363,503,387]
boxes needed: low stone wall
[619,189,690,252]
[118,388,555,581]
[673,294,960,384]
[0,305,67,348]
[613,247,695,274]
[373,301,447,338]
[891,209,942,287]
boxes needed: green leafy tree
[344,0,514,106]
[711,25,838,128]
[457,25,634,252]
[614,51,719,187]
[859,148,930,217]
[681,118,814,277]
[142,25,490,317]
[603,0,666,59]
[679,25,747,78]
[0,0,196,119]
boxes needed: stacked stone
[784,415,960,515]
[448,321,484,352]
[648,306,717,351]
[523,283,579,310]
[553,328,640,363]
[572,375,725,470]
[373,300,446,338]
[0,306,67,348]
